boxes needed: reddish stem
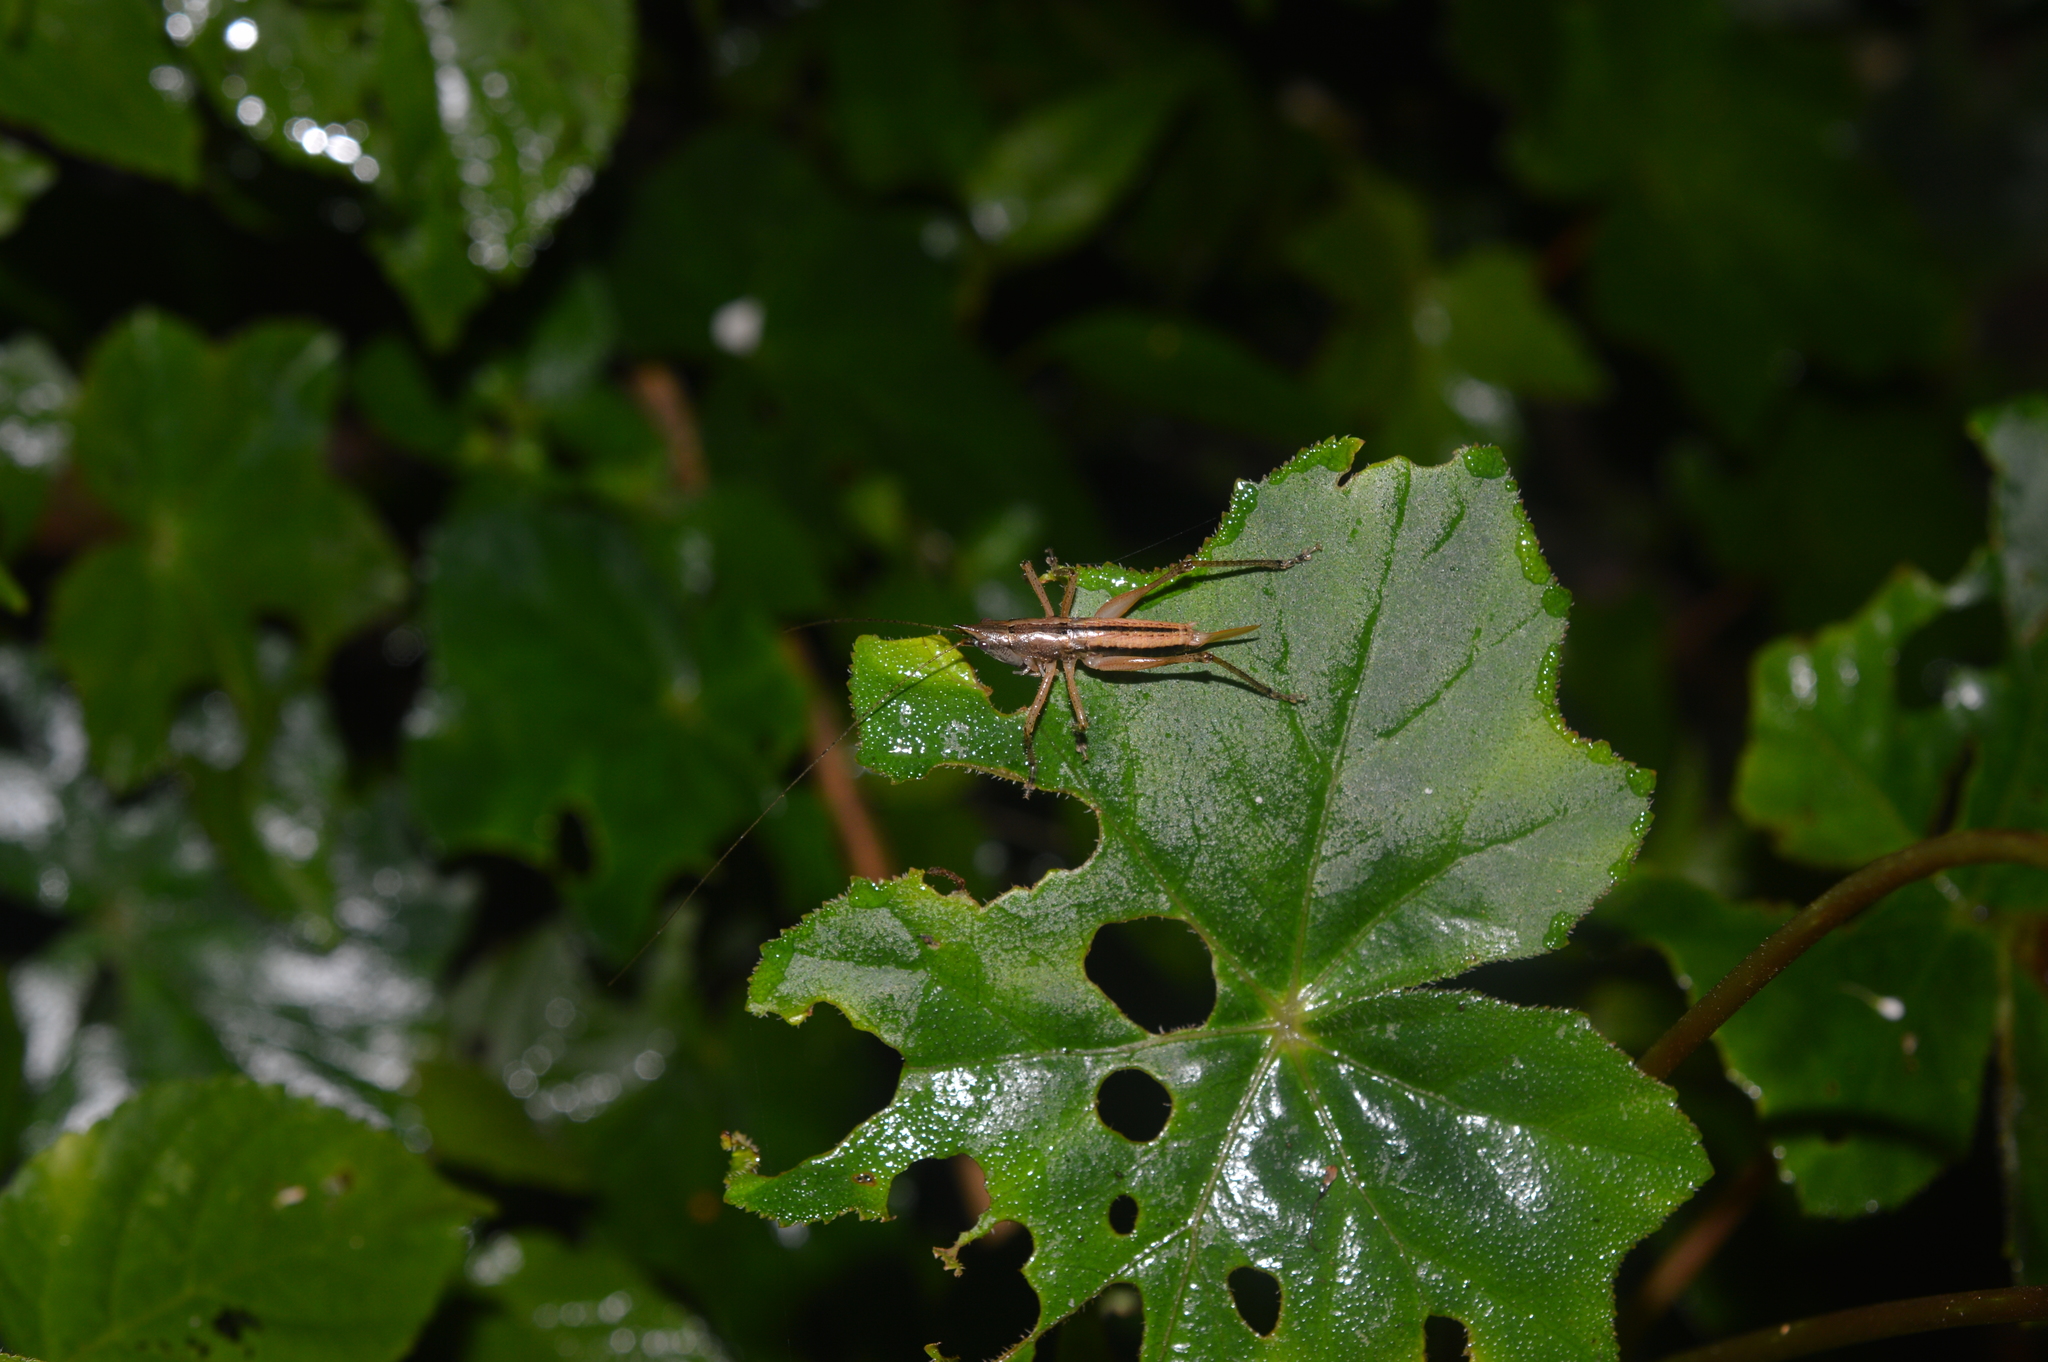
[1654,1285,2048,1361]
[1636,830,2048,1082]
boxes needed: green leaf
[731,444,1705,1358]
[962,66,1194,260]
[180,0,632,347]
[0,1077,485,1362]
[460,1230,726,1362]
[407,485,805,954]
[410,1060,586,1193]
[0,0,198,185]
[45,311,406,791]
[1973,396,2048,646]
[1733,565,1979,867]
[1039,308,1337,444]
[1425,248,1606,402]
[1602,873,1994,1215]
[0,140,54,239]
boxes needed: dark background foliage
[0,0,2043,1358]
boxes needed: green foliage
[407,485,804,955]
[0,1076,483,1362]
[730,445,1705,1357]
[47,312,405,791]
[0,0,2037,1354]
[0,0,198,186]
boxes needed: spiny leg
[1093,546,1319,621]
[1087,650,1305,704]
[1020,665,1059,791]
[1061,658,1089,759]
[1019,560,1057,618]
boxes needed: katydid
[611,545,1315,978]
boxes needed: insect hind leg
[1088,650,1304,704]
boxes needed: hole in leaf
[1227,1266,1281,1336]
[1425,1315,1469,1359]
[1085,916,1216,1033]
[887,1155,983,1242]
[933,1220,1039,1362]
[1095,1068,1172,1142]
[554,808,594,877]
[1038,1283,1142,1361]
[1107,1194,1138,1235]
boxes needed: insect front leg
[1018,559,1058,618]
[1020,665,1059,791]
[1061,658,1089,759]
[1087,650,1305,704]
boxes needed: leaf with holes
[726,440,1706,1360]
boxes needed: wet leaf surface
[0,1076,484,1362]
[728,443,1705,1359]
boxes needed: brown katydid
[956,545,1319,785]
[610,543,1315,979]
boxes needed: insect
[958,546,1319,785]
[610,543,1315,980]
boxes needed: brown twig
[779,638,891,882]
[1637,830,2048,1081]
[629,361,709,495]
[1655,1286,2048,1361]
[1624,1155,1772,1345]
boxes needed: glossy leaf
[730,443,1705,1359]
[0,0,197,185]
[0,1076,485,1362]
[178,0,632,346]
[46,312,406,790]
[1602,873,1993,1215]
[1733,566,1980,868]
[406,485,805,955]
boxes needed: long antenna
[607,645,974,985]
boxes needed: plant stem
[1623,1155,1771,1344]
[1636,829,2048,1082]
[1653,1285,2048,1361]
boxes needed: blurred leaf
[1734,565,1979,867]
[46,312,406,790]
[0,649,472,1131]
[823,0,987,190]
[962,64,1194,260]
[610,127,1077,531]
[1679,400,1981,629]
[410,1059,586,1193]
[1604,873,1993,1215]
[732,444,1702,1358]
[0,0,198,185]
[1973,396,2048,646]
[352,334,464,462]
[1427,247,1606,401]
[460,1231,727,1362]
[0,333,73,555]
[407,486,805,954]
[1039,308,1335,444]
[182,0,632,347]
[0,1077,485,1362]
[1451,0,1952,435]
[0,140,53,239]
[1285,175,1429,318]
